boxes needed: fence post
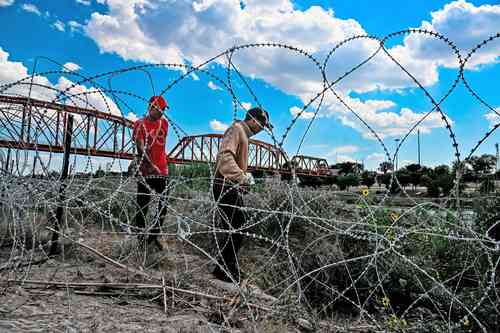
[49,114,73,255]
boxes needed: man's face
[248,119,264,135]
[148,104,163,120]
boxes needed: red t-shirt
[133,117,169,176]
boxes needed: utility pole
[394,138,400,171]
[495,143,499,172]
[417,129,421,165]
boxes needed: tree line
[329,154,498,197]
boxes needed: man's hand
[238,183,250,195]
[145,162,161,175]
[152,164,162,175]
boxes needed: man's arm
[216,126,248,184]
[135,137,161,174]
[133,121,160,174]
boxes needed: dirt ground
[0,229,320,333]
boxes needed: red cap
[149,96,168,111]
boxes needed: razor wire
[0,29,499,332]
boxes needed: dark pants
[134,177,169,243]
[212,178,246,281]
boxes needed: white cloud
[241,102,251,110]
[76,0,91,5]
[290,106,317,119]
[207,81,222,91]
[0,46,122,118]
[82,0,500,94]
[81,0,452,97]
[0,0,14,7]
[21,3,41,15]
[53,20,65,32]
[210,119,229,132]
[0,47,54,100]
[398,160,416,168]
[324,94,452,139]
[56,76,121,116]
[402,0,500,69]
[327,145,359,156]
[126,112,139,122]
[485,109,500,128]
[366,153,385,162]
[306,143,329,150]
[68,20,84,33]
[63,62,82,72]
[336,155,356,163]
[190,72,200,81]
[81,0,498,139]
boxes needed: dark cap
[245,107,273,130]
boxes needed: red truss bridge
[0,95,134,159]
[0,95,333,178]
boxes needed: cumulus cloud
[21,3,41,15]
[81,0,497,138]
[76,0,91,5]
[56,76,121,116]
[289,106,317,119]
[81,0,498,96]
[485,108,500,128]
[398,160,416,168]
[336,155,356,163]
[241,102,252,110]
[207,81,222,91]
[190,72,200,81]
[210,119,229,131]
[68,20,84,33]
[126,112,139,122]
[0,0,14,7]
[53,20,65,32]
[327,145,359,156]
[0,47,54,100]
[366,153,385,162]
[324,94,453,139]
[0,46,122,117]
[63,62,82,72]
[402,0,500,69]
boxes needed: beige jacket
[215,121,253,184]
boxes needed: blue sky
[0,0,499,172]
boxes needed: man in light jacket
[212,107,273,282]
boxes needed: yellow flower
[361,188,369,197]
[389,212,399,222]
[381,296,390,308]
[463,317,470,327]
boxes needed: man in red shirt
[132,96,169,251]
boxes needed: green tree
[426,181,440,197]
[331,162,363,175]
[94,166,105,178]
[434,164,450,176]
[378,161,394,174]
[472,154,496,176]
[336,174,360,191]
[361,171,376,188]
[436,174,455,196]
[395,169,412,189]
[377,173,400,194]
[479,178,495,194]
